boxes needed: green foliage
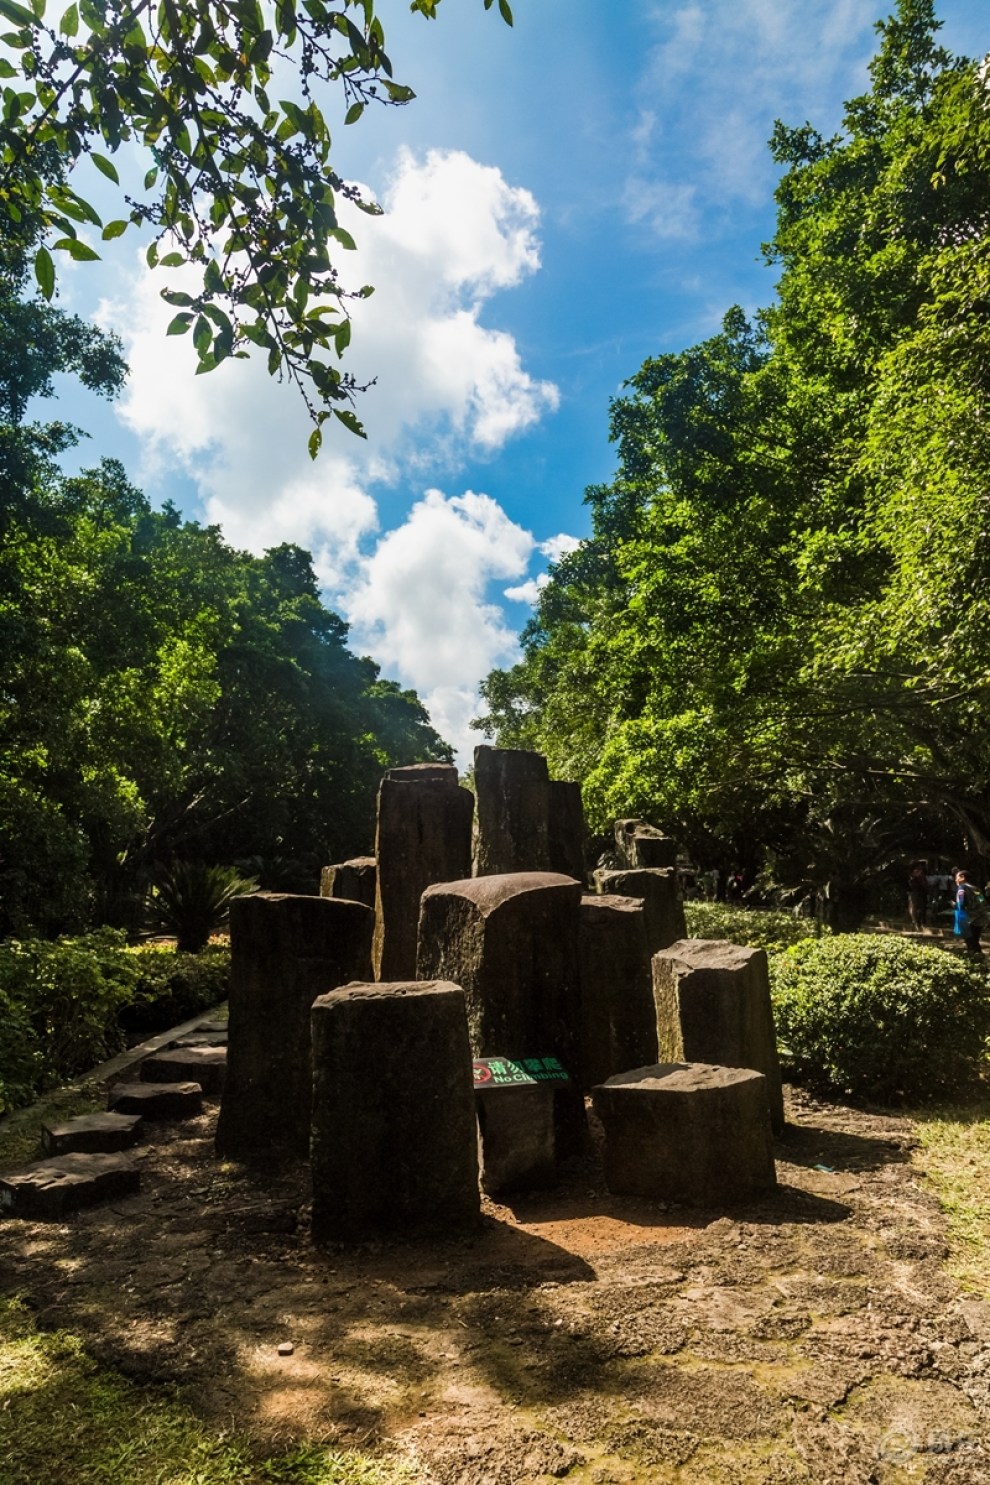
[121,941,230,1033]
[146,861,256,953]
[0,0,513,430]
[0,1295,415,1485]
[476,0,990,896]
[0,929,139,1111]
[684,902,819,955]
[770,934,990,1103]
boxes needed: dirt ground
[3,1086,990,1485]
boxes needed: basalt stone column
[216,893,374,1160]
[651,939,785,1133]
[549,780,587,883]
[614,819,679,869]
[320,857,377,910]
[373,763,473,982]
[595,867,686,955]
[310,981,479,1241]
[578,894,658,1088]
[473,746,552,876]
[418,872,585,1151]
[593,1062,776,1204]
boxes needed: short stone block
[320,857,377,910]
[0,1152,140,1220]
[593,1062,776,1205]
[108,1081,203,1119]
[614,819,678,869]
[172,1030,228,1048]
[311,981,479,1241]
[41,1112,142,1156]
[651,939,785,1132]
[142,1045,227,1094]
[476,1083,556,1195]
[595,868,686,955]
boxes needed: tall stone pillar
[473,746,552,876]
[310,981,479,1241]
[548,780,586,883]
[578,893,658,1088]
[373,763,473,982]
[651,938,785,1133]
[215,892,374,1160]
[595,867,686,954]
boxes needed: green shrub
[121,942,230,1033]
[770,934,990,1103]
[684,901,819,954]
[146,862,257,953]
[0,930,139,1111]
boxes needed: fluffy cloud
[98,146,563,762]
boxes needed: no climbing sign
[472,1056,570,1090]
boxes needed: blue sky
[44,0,988,763]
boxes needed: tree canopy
[476,0,990,918]
[0,0,512,446]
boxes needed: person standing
[954,870,985,958]
[907,862,929,931]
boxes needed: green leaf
[166,312,194,335]
[498,0,513,24]
[308,425,322,459]
[159,251,185,267]
[329,227,356,251]
[90,151,118,183]
[59,2,77,35]
[52,236,101,261]
[144,166,158,190]
[344,101,363,125]
[0,0,35,24]
[334,407,366,439]
[101,219,128,240]
[34,244,55,300]
[193,315,211,354]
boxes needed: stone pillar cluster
[210,744,784,1236]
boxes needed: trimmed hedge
[0,933,230,1115]
[770,934,990,1103]
[684,901,819,954]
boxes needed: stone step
[0,1152,140,1220]
[108,1081,203,1119]
[192,1020,228,1034]
[171,1030,228,1048]
[41,1111,143,1156]
[140,1046,227,1094]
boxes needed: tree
[0,0,513,446]
[477,0,990,910]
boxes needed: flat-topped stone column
[548,780,586,883]
[373,763,473,982]
[473,746,552,876]
[578,894,658,1088]
[651,939,785,1133]
[418,870,585,1153]
[216,892,374,1160]
[595,867,686,955]
[592,1062,776,1204]
[614,819,678,869]
[320,857,377,910]
[310,981,479,1241]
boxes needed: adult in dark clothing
[907,863,929,930]
[954,870,984,958]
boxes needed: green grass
[0,1297,417,1485]
[914,1106,990,1297]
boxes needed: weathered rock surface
[215,892,373,1160]
[476,1081,556,1195]
[108,1081,203,1119]
[473,746,552,876]
[41,1112,142,1156]
[142,1046,227,1095]
[0,1152,140,1220]
[373,764,473,982]
[652,938,785,1132]
[593,1061,776,1204]
[595,867,686,954]
[578,893,658,1088]
[310,980,479,1241]
[320,857,377,910]
[548,779,586,883]
[614,819,679,869]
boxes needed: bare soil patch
[2,1087,990,1483]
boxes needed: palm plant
[146,862,258,954]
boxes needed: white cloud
[98,147,560,764]
[504,576,547,605]
[540,533,582,561]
